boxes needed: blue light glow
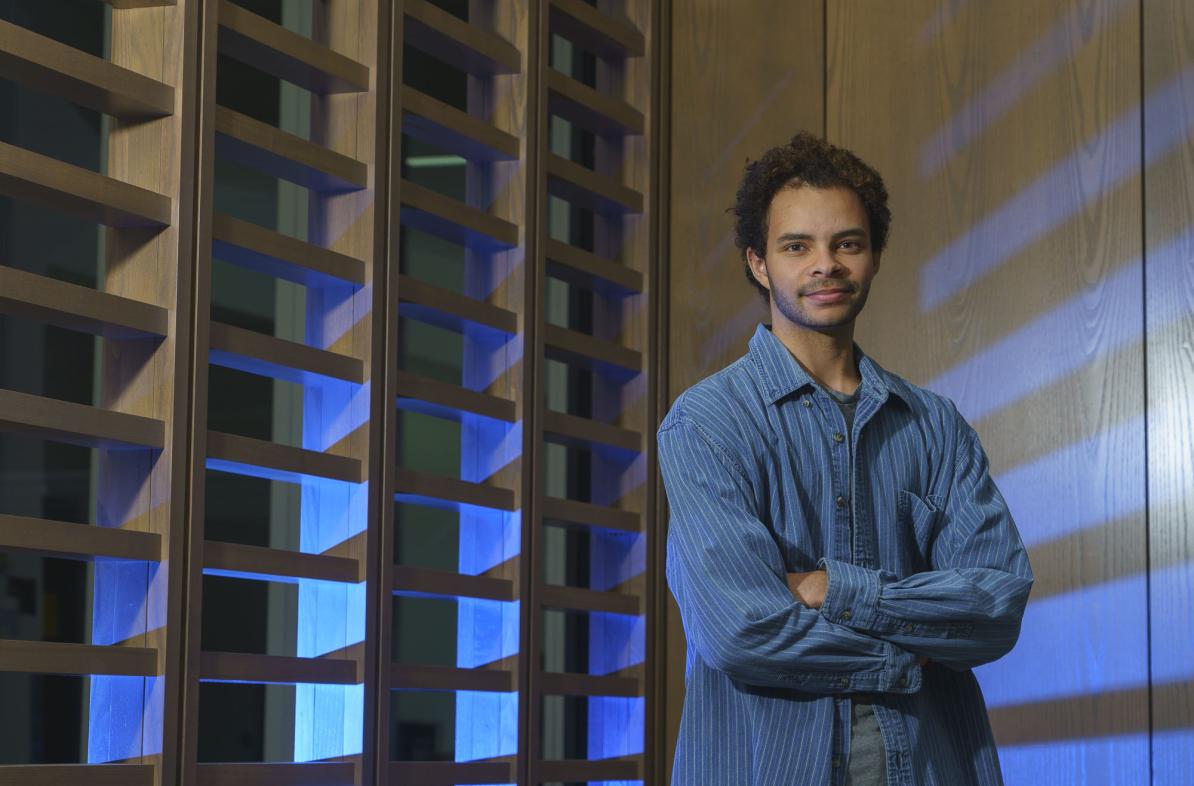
[997,733,1148,786]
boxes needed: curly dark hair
[732,131,891,300]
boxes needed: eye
[838,240,863,252]
[783,241,807,253]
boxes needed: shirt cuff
[819,558,881,633]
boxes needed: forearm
[817,559,1032,668]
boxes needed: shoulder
[658,356,768,465]
[871,362,973,439]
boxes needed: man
[659,132,1032,785]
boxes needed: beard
[771,279,872,332]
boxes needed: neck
[769,316,861,395]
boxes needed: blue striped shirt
[660,324,1033,786]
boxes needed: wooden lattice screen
[0,0,664,784]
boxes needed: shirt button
[841,609,852,620]
[838,676,849,687]
[836,495,847,508]
[801,399,812,408]
[903,624,914,633]
[832,756,841,769]
[899,676,909,688]
[833,432,845,443]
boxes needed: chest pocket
[897,490,946,571]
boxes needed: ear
[746,247,771,292]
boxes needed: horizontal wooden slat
[216,0,369,93]
[214,106,367,191]
[391,663,512,692]
[196,763,356,786]
[0,19,173,118]
[209,321,364,384]
[547,69,644,135]
[393,565,515,602]
[542,410,641,454]
[206,430,362,484]
[0,764,154,786]
[387,761,512,786]
[200,651,359,685]
[400,180,519,250]
[538,671,641,697]
[541,495,640,534]
[0,389,164,449]
[544,238,643,295]
[548,0,645,58]
[0,141,170,228]
[0,640,157,676]
[540,582,640,616]
[403,0,520,75]
[543,323,642,374]
[205,540,361,584]
[0,265,167,339]
[211,212,366,288]
[398,275,518,336]
[395,371,516,423]
[546,153,643,214]
[395,467,516,512]
[538,757,641,782]
[401,86,518,162]
[0,514,160,562]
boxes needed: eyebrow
[776,227,869,243]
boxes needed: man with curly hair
[658,132,1033,785]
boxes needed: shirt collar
[747,323,913,407]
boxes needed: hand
[786,570,828,609]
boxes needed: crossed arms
[659,411,1033,694]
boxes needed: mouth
[803,288,853,304]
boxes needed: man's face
[746,184,880,336]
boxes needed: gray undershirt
[824,386,888,786]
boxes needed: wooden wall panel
[1144,0,1194,780]
[828,1,1147,781]
[665,0,823,777]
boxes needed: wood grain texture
[210,211,366,287]
[401,86,520,162]
[0,140,171,227]
[404,0,521,75]
[394,370,518,423]
[666,0,823,773]
[545,152,644,214]
[394,466,517,511]
[0,513,161,562]
[0,265,168,339]
[215,0,368,93]
[390,663,513,692]
[537,757,640,782]
[828,0,1146,777]
[199,651,360,685]
[0,388,165,449]
[0,19,174,117]
[543,323,642,374]
[208,321,365,384]
[544,237,643,295]
[546,69,645,136]
[548,0,644,58]
[204,540,362,584]
[392,565,516,602]
[541,409,642,454]
[206,430,363,483]
[0,639,158,676]
[540,494,640,534]
[1144,0,1194,779]
[397,274,519,335]
[386,761,512,785]
[539,582,640,615]
[0,764,155,786]
[538,670,640,697]
[194,763,356,786]
[399,179,520,250]
[213,106,368,191]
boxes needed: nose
[809,246,846,277]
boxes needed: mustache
[799,280,858,296]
